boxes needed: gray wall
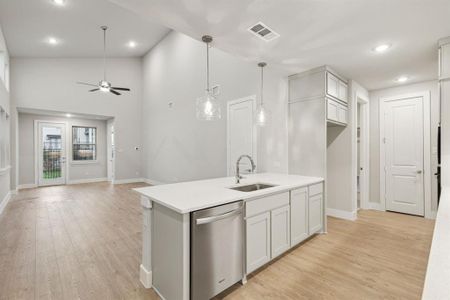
[141,31,289,183]
[0,78,10,207]
[369,80,439,211]
[18,113,107,185]
[10,58,142,182]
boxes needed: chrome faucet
[235,155,256,184]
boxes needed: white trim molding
[139,264,152,289]
[0,191,12,215]
[18,183,38,190]
[67,177,108,185]
[113,178,145,185]
[326,208,357,221]
[368,202,383,211]
[143,178,166,186]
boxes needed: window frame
[71,126,98,164]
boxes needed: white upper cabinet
[440,42,450,80]
[338,81,348,103]
[326,72,339,99]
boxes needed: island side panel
[140,196,153,288]
[152,202,190,300]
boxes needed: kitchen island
[134,173,325,300]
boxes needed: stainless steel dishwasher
[191,201,244,300]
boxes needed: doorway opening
[379,91,431,217]
[36,121,67,186]
[227,95,257,176]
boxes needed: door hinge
[382,137,386,144]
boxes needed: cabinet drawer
[246,192,289,218]
[309,183,323,196]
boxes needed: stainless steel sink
[229,183,277,192]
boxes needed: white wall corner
[326,208,357,221]
[0,191,11,215]
[139,264,152,289]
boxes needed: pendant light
[256,62,270,126]
[196,35,221,121]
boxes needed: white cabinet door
[290,188,308,246]
[271,205,290,258]
[338,81,348,103]
[309,194,323,234]
[326,72,339,99]
[246,212,271,273]
[441,43,450,79]
[337,105,348,124]
[327,98,339,122]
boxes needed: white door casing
[36,121,67,186]
[380,92,431,217]
[227,96,257,176]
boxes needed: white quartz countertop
[422,187,450,299]
[134,173,323,214]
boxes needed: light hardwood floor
[0,183,435,300]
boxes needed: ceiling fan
[77,26,130,96]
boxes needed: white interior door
[227,96,256,175]
[38,122,67,186]
[383,97,424,216]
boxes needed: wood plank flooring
[0,183,435,299]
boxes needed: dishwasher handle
[196,208,242,225]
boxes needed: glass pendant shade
[196,90,221,121]
[256,62,269,127]
[196,35,221,121]
[255,105,270,127]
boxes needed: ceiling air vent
[248,22,280,42]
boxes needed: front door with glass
[38,122,66,186]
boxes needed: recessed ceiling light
[47,37,59,45]
[373,44,391,53]
[52,0,65,6]
[127,41,137,48]
[396,76,409,83]
[66,113,72,118]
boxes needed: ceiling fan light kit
[77,26,131,96]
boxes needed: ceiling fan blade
[89,88,100,92]
[110,89,121,96]
[111,87,130,91]
[77,82,98,87]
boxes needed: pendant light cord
[260,64,264,106]
[102,26,107,81]
[206,41,210,92]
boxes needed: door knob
[416,170,422,174]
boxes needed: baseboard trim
[0,191,12,215]
[139,264,152,289]
[368,202,383,211]
[68,177,108,185]
[327,208,357,221]
[142,178,165,186]
[113,178,145,185]
[18,183,37,190]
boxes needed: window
[72,126,97,161]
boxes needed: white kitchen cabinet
[290,188,308,246]
[271,205,290,258]
[338,81,348,103]
[440,42,450,80]
[246,211,271,273]
[327,98,348,125]
[309,193,323,234]
[326,72,339,99]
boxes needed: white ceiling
[0,0,170,57]
[109,0,450,90]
